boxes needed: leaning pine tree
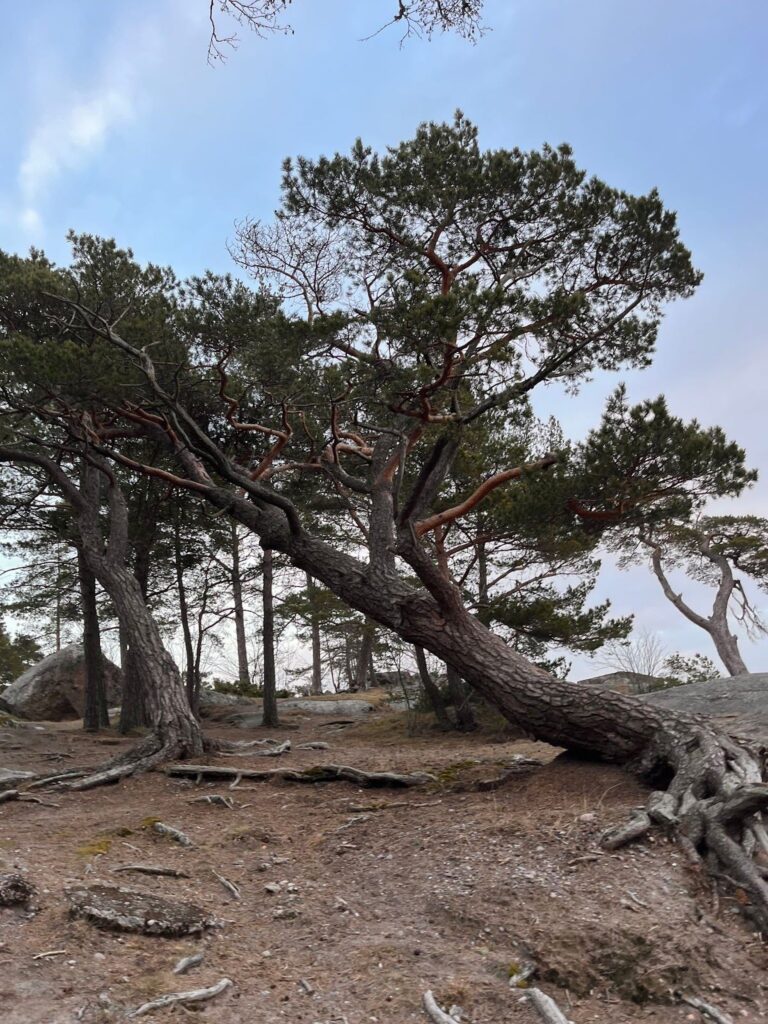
[3,116,768,929]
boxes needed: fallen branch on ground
[220,739,291,758]
[212,869,240,899]
[680,995,734,1024]
[190,794,234,808]
[216,738,280,751]
[127,977,233,1017]
[151,821,192,846]
[173,952,204,975]
[112,865,191,879]
[524,987,571,1024]
[422,990,460,1024]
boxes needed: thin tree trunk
[445,663,477,731]
[77,548,109,731]
[231,522,251,689]
[646,537,749,676]
[344,635,355,690]
[477,538,490,625]
[261,549,279,728]
[414,645,451,728]
[354,619,376,691]
[173,510,197,710]
[55,547,62,653]
[306,572,323,695]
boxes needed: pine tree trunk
[306,573,323,695]
[445,663,477,731]
[414,645,450,728]
[231,522,251,688]
[173,511,197,711]
[710,623,748,676]
[77,549,109,731]
[96,562,202,756]
[354,620,376,691]
[119,537,154,734]
[261,549,279,728]
[119,645,151,733]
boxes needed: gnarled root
[606,722,768,932]
[32,732,218,792]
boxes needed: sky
[1,0,767,680]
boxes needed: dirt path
[0,703,766,1023]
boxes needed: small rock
[273,907,300,920]
[0,873,36,906]
[578,812,597,823]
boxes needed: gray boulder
[280,698,374,716]
[577,671,667,695]
[2,645,122,721]
[640,672,768,746]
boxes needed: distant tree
[565,388,762,675]
[663,652,719,685]
[0,619,43,689]
[599,628,669,679]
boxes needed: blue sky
[1,0,767,677]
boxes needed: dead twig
[212,869,240,900]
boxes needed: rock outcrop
[576,671,667,695]
[640,672,768,746]
[1,645,122,721]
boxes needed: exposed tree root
[165,763,436,787]
[127,977,233,1017]
[29,733,220,793]
[607,723,768,932]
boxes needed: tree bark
[445,663,477,731]
[261,549,279,728]
[414,646,451,728]
[354,619,376,691]
[173,508,197,711]
[306,572,323,695]
[77,548,109,731]
[646,538,749,676]
[231,522,251,689]
[119,528,154,733]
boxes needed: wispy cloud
[18,88,134,233]
[10,1,192,241]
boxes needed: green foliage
[568,386,756,535]
[0,619,43,688]
[663,652,720,686]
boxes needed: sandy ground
[0,698,766,1024]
